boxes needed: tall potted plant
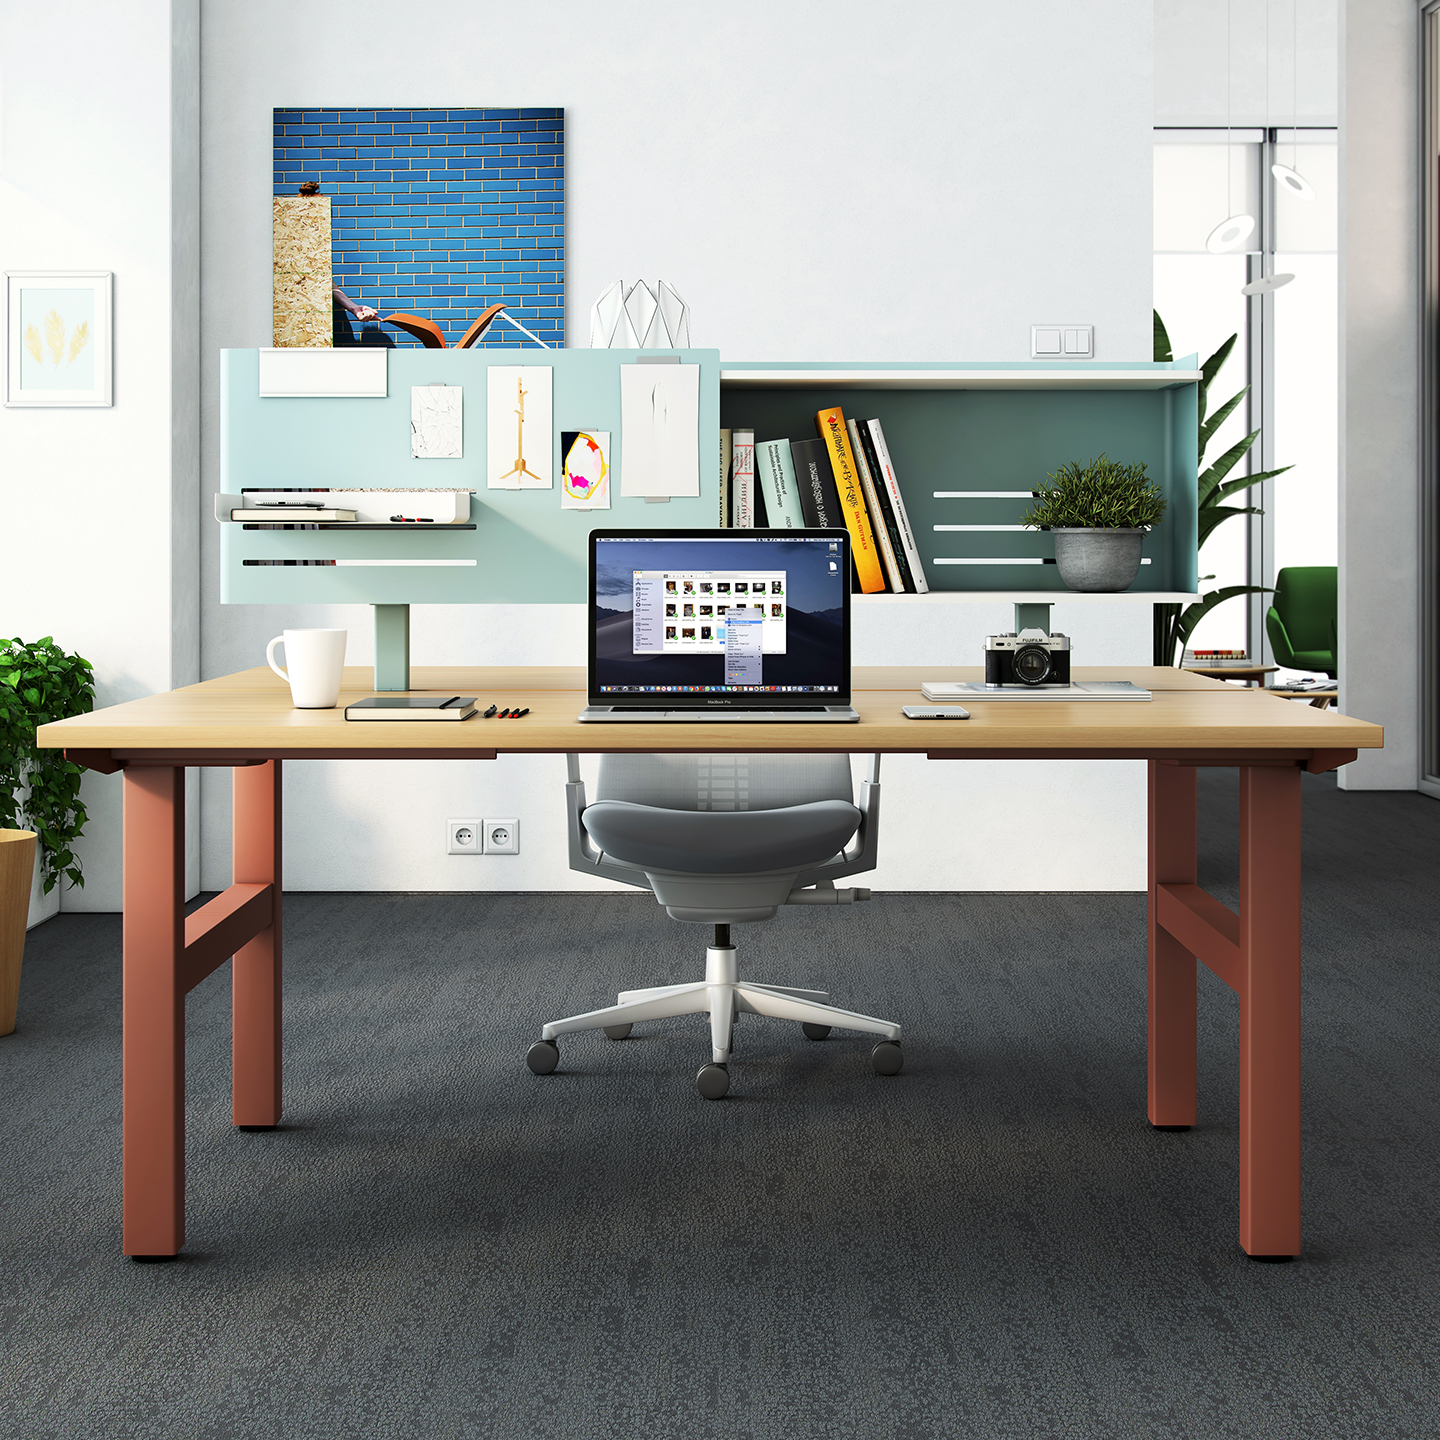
[1151,312,1293,664]
[0,637,95,1034]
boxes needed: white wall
[1337,0,1421,790]
[0,0,201,911]
[1155,0,1339,126]
[194,0,1159,896]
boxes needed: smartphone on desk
[902,705,970,720]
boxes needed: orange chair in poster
[381,302,551,350]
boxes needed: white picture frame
[5,271,114,407]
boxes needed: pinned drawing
[589,280,691,348]
[487,365,552,488]
[619,363,700,497]
[410,384,462,458]
[561,431,611,510]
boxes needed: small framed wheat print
[5,271,113,407]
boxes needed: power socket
[448,819,482,855]
[483,818,520,855]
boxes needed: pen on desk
[498,708,512,718]
[482,704,497,718]
[514,707,530,718]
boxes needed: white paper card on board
[257,347,388,398]
[487,366,553,488]
[411,385,462,458]
[619,363,700,497]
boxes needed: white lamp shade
[1206,213,1257,254]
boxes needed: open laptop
[579,528,859,722]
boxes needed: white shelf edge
[719,369,1202,391]
[853,591,1201,603]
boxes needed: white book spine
[755,439,805,528]
[848,418,903,592]
[867,419,929,593]
[732,428,755,528]
[718,428,733,527]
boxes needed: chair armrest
[794,754,880,888]
[1265,606,1295,668]
[565,756,653,890]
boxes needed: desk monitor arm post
[1015,602,1053,635]
[564,752,880,901]
[373,604,411,691]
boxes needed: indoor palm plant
[1022,454,1168,592]
[1151,313,1293,665]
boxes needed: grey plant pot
[1052,528,1146,593]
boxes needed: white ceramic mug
[266,628,348,709]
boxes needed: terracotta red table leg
[232,760,282,1128]
[1148,760,1198,1129]
[1238,763,1303,1257]
[122,766,186,1258]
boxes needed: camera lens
[1012,644,1052,685]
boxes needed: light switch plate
[1031,325,1094,359]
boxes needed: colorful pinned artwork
[561,431,611,510]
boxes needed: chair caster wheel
[871,1041,903,1076]
[696,1062,730,1100]
[526,1040,559,1075]
[603,1024,632,1040]
[801,1022,831,1041]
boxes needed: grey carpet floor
[3,770,1439,1440]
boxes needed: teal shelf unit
[219,347,722,607]
[220,351,1198,686]
[718,360,1201,597]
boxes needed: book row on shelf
[718,407,930,594]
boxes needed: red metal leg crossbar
[121,760,282,1257]
[1147,759,1302,1258]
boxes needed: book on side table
[344,696,478,721]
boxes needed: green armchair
[1265,566,1337,677]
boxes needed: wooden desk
[38,666,1383,1262]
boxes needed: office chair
[525,753,902,1099]
[1265,566,1338,677]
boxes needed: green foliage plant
[1151,312,1294,665]
[0,637,96,893]
[1022,454,1167,531]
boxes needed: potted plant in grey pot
[1,636,95,1035]
[1022,455,1168,593]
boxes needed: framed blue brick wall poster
[4,271,113,407]
[271,107,564,352]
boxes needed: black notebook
[344,696,477,722]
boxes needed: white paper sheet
[486,366,553,488]
[411,385,462,458]
[619,364,700,497]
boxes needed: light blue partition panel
[220,348,722,605]
[719,360,1200,595]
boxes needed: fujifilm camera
[984,628,1072,687]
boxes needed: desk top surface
[38,666,1384,761]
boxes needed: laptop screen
[589,529,851,707]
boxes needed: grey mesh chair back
[594,753,853,812]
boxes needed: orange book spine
[815,406,887,593]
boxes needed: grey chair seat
[582,799,861,875]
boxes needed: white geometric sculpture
[589,280,691,348]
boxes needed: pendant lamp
[1207,0,1255,255]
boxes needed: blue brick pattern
[273,108,564,349]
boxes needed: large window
[1154,129,1337,674]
